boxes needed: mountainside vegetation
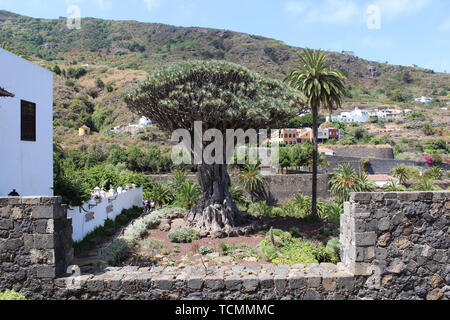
[0,10,449,159]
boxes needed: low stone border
[54,263,355,300]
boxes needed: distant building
[270,128,340,145]
[271,128,311,145]
[78,125,91,136]
[0,48,54,197]
[375,108,403,120]
[331,107,370,123]
[414,96,432,104]
[139,116,152,127]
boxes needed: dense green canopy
[125,60,305,133]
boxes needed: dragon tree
[125,60,304,235]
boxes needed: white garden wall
[68,185,144,242]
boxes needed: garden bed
[75,207,340,273]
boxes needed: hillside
[0,10,449,154]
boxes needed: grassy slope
[0,10,449,153]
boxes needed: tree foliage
[125,60,304,135]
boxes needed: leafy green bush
[325,202,343,225]
[260,229,339,265]
[289,227,301,238]
[0,290,27,300]
[168,228,200,243]
[325,237,341,263]
[98,239,129,266]
[199,246,215,255]
[247,201,273,217]
[139,238,164,254]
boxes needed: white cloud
[372,0,433,19]
[438,18,450,31]
[143,0,161,12]
[283,0,361,25]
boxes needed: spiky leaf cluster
[125,60,305,133]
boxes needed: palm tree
[176,182,202,210]
[238,164,265,202]
[150,182,175,207]
[285,49,346,218]
[354,171,376,192]
[391,165,410,185]
[330,164,358,204]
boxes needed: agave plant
[176,182,202,210]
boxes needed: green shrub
[168,228,200,243]
[199,246,215,255]
[139,238,164,255]
[98,239,129,266]
[289,227,301,238]
[0,290,27,300]
[325,237,341,263]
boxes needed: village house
[270,127,340,145]
[78,125,91,136]
[330,107,371,123]
[414,96,433,104]
[0,48,54,196]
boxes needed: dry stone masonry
[0,192,448,300]
[0,197,73,299]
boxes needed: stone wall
[341,192,449,300]
[0,192,448,300]
[0,197,73,299]
[147,173,332,203]
[327,146,395,160]
[324,155,422,175]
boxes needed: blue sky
[1,0,449,72]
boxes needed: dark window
[21,100,36,142]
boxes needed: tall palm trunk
[311,105,319,218]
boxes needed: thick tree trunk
[311,106,319,218]
[186,163,246,235]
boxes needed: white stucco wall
[0,48,53,196]
[68,185,144,242]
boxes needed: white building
[139,116,152,127]
[375,108,403,120]
[0,48,53,196]
[330,107,370,123]
[414,96,432,104]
